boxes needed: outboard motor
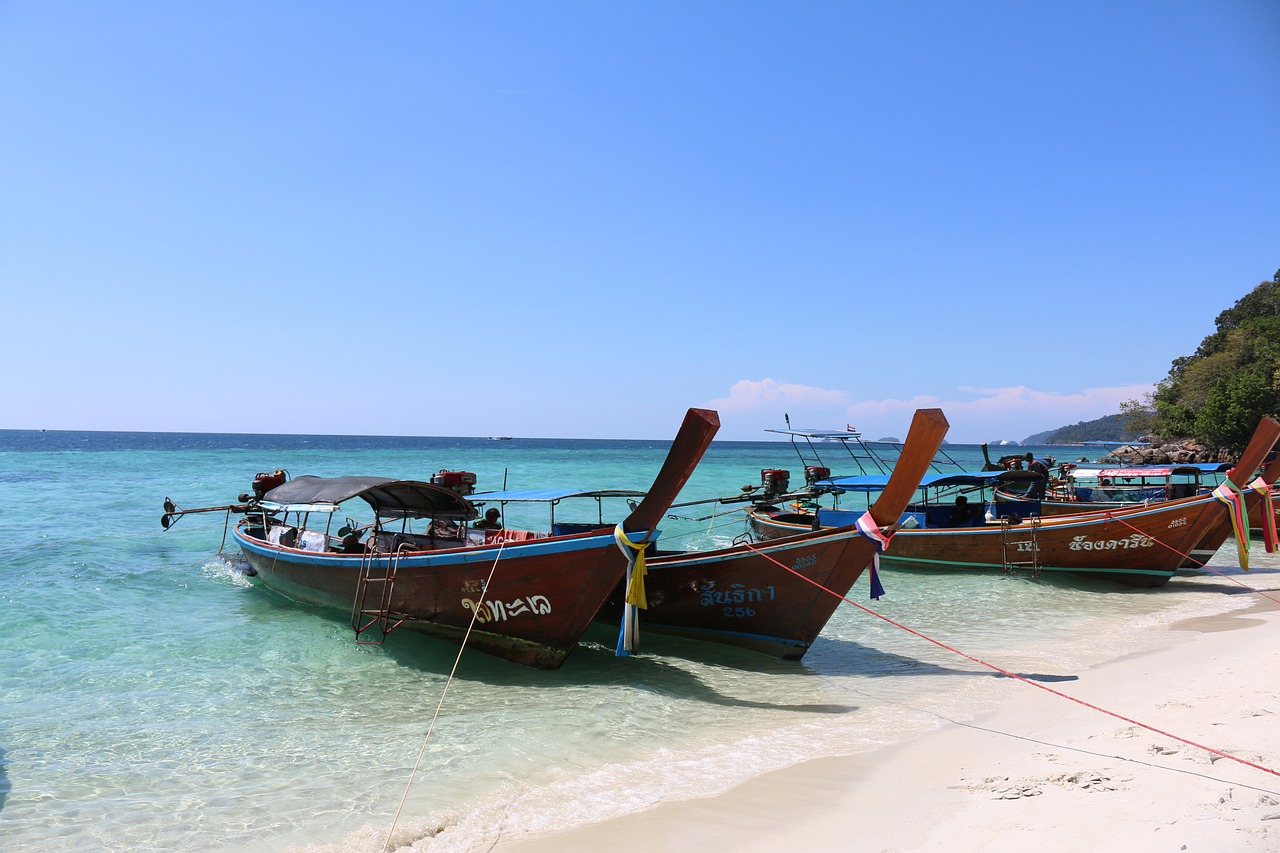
[431,469,477,496]
[240,469,288,502]
[804,465,831,487]
[761,468,791,497]
[251,469,288,500]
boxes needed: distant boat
[489,436,514,441]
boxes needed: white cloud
[704,378,852,412]
[706,379,1156,443]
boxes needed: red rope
[1105,510,1280,605]
[742,539,1280,781]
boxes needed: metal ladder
[999,516,1041,577]
[351,546,407,644]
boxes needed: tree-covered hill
[1142,270,1280,451]
[1027,270,1279,453]
[1024,414,1139,445]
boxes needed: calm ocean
[0,429,1271,852]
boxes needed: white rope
[381,537,507,853]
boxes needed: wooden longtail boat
[191,408,718,669]
[615,407,949,658]
[994,462,1231,518]
[747,418,1280,588]
[465,410,949,659]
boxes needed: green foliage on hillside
[1136,270,1280,451]
[1025,414,1140,445]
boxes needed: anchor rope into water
[739,538,1280,782]
[382,538,508,853]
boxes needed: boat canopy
[468,488,647,503]
[262,476,479,520]
[816,469,1042,493]
[765,427,865,440]
[1066,463,1230,480]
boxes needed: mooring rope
[740,539,1280,782]
[381,537,508,853]
[1104,509,1280,605]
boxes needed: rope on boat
[1104,509,1280,605]
[739,539,1280,784]
[381,538,509,853]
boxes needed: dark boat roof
[817,469,1042,492]
[263,475,478,519]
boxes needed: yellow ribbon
[613,525,649,609]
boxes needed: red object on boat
[761,469,790,493]
[431,469,477,495]
[805,465,831,484]
[251,470,287,499]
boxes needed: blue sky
[2,1,1277,443]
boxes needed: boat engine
[240,469,288,502]
[760,468,790,496]
[804,465,831,487]
[431,469,477,496]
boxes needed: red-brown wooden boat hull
[606,526,879,658]
[751,493,1225,588]
[236,528,626,668]
[609,408,951,657]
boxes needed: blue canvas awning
[816,469,1042,493]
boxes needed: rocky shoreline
[1098,437,1235,465]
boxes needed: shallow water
[0,430,1271,852]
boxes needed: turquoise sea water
[0,429,1273,852]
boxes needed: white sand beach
[491,579,1280,853]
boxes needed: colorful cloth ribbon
[1248,477,1277,554]
[613,525,650,656]
[854,511,894,600]
[1212,482,1251,571]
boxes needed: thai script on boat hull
[1067,534,1154,551]
[462,595,553,622]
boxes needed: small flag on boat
[847,424,857,432]
[854,511,894,600]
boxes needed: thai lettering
[698,581,775,612]
[461,595,553,622]
[1067,534,1154,551]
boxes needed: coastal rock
[1101,438,1234,465]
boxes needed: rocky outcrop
[1100,436,1234,465]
